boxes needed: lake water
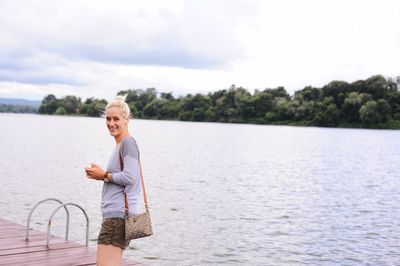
[0,113,399,265]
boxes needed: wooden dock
[0,218,141,265]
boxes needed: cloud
[0,0,399,100]
[0,0,256,70]
[0,81,79,100]
[0,73,82,86]
[0,50,84,86]
[231,0,400,89]
[0,0,260,94]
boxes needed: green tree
[295,86,321,101]
[178,94,210,121]
[387,90,400,118]
[273,97,290,121]
[160,92,175,101]
[263,86,290,100]
[252,91,274,118]
[55,106,66,115]
[359,101,380,124]
[128,103,139,118]
[160,100,179,119]
[62,95,81,114]
[376,99,391,123]
[143,98,164,118]
[80,98,107,117]
[313,97,340,126]
[322,81,350,107]
[363,75,391,99]
[232,87,253,122]
[204,106,218,122]
[88,100,107,117]
[287,94,315,122]
[341,92,372,122]
[117,88,158,117]
[39,94,59,114]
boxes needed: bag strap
[119,137,149,216]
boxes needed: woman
[85,95,142,266]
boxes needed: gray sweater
[102,136,142,219]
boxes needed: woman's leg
[97,244,123,266]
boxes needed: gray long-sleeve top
[101,136,142,219]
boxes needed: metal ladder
[25,198,89,248]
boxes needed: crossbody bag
[119,138,153,240]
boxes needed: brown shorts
[97,218,131,250]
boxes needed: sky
[0,0,399,101]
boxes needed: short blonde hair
[104,95,131,119]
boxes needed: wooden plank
[0,241,83,256]
[0,230,43,237]
[0,235,66,250]
[0,246,97,265]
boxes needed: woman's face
[105,107,128,137]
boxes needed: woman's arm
[110,138,140,186]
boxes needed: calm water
[0,113,399,265]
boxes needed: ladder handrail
[46,203,89,248]
[26,198,70,241]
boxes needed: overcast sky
[0,0,399,100]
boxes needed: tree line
[0,104,38,113]
[38,74,400,129]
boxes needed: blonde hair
[103,95,131,119]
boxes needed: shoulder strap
[119,138,149,216]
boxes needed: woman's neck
[115,132,130,144]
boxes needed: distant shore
[3,74,400,130]
[3,110,400,130]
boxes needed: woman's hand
[85,163,107,181]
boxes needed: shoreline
[2,112,400,130]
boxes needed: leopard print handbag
[125,210,153,239]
